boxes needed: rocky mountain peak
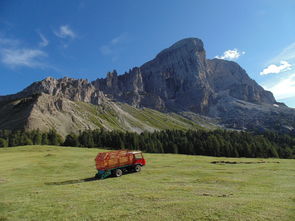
[166,37,204,52]
[1,37,294,133]
[92,37,278,115]
[152,37,206,65]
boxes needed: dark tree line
[254,130,295,158]
[0,129,63,147]
[1,129,294,159]
[64,129,295,159]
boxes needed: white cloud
[1,48,47,68]
[263,73,295,100]
[99,33,127,59]
[0,37,19,47]
[268,41,295,64]
[111,34,126,45]
[54,25,76,39]
[38,33,49,47]
[260,61,292,75]
[215,49,245,60]
[0,35,51,69]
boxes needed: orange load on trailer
[94,150,146,179]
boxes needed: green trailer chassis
[95,164,136,179]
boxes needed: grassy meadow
[0,146,294,221]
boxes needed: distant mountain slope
[0,93,215,136]
[0,37,294,134]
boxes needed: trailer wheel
[114,169,123,177]
[134,165,141,172]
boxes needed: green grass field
[0,146,294,221]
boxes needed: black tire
[114,168,123,177]
[134,165,141,172]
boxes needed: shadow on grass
[45,177,99,185]
[45,171,139,185]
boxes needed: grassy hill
[0,146,294,221]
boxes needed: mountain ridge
[0,37,294,134]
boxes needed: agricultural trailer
[95,150,146,179]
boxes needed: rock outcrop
[0,77,106,105]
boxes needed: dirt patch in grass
[199,193,234,197]
[211,161,280,164]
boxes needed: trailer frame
[95,163,143,179]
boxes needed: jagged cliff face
[0,37,294,133]
[139,38,212,113]
[0,77,106,105]
[206,59,275,104]
[92,38,213,113]
[93,38,277,115]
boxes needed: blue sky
[0,0,295,107]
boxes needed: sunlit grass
[0,146,294,221]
